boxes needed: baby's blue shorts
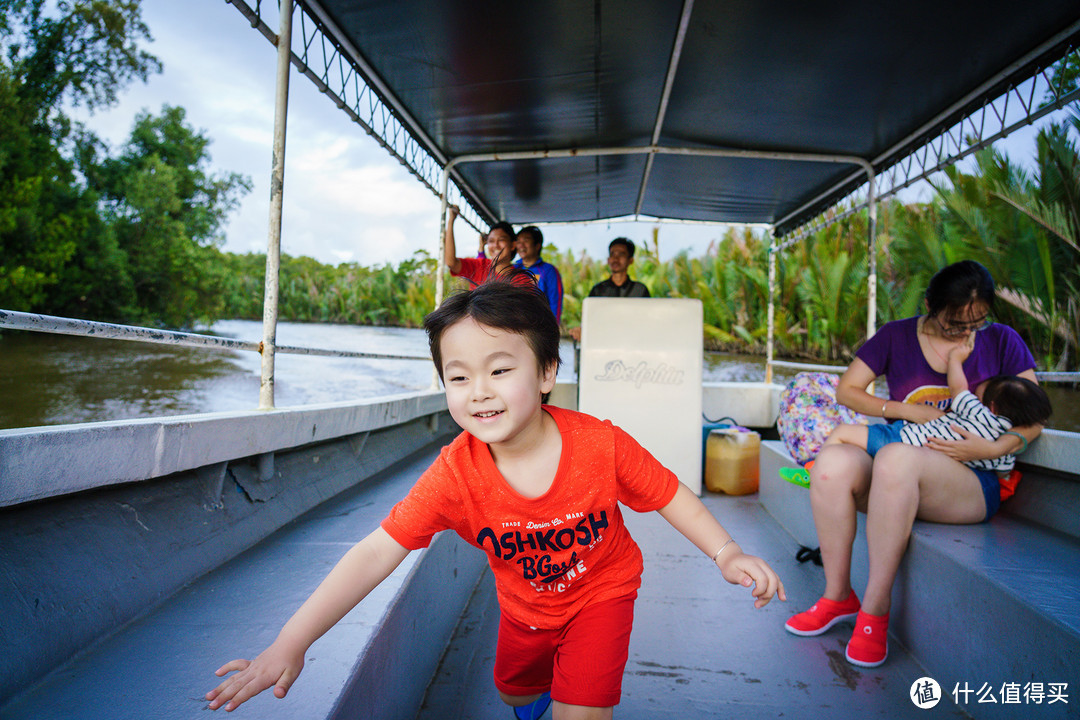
[865,421,904,456]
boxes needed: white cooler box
[577,297,703,494]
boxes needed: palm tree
[922,118,1080,369]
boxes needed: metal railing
[0,310,431,362]
[7,308,1076,379]
[768,360,850,374]
[226,0,489,234]
[778,34,1080,241]
[768,358,1080,384]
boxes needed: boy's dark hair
[424,268,562,384]
[981,375,1052,428]
[609,237,635,258]
[925,260,996,319]
[518,226,543,248]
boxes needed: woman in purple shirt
[784,261,1041,668]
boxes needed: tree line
[0,0,249,328]
[209,121,1080,373]
[1,1,1077,371]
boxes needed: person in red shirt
[206,274,785,719]
[444,204,519,285]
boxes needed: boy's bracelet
[1002,431,1028,454]
[881,400,889,419]
[711,538,735,563]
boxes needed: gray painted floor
[2,456,972,720]
[416,494,971,719]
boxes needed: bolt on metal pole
[260,0,293,410]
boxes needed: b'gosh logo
[594,359,685,388]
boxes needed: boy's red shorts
[493,591,636,708]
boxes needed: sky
[78,0,729,267]
[74,0,1068,269]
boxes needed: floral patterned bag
[777,372,867,466]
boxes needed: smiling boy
[207,274,784,720]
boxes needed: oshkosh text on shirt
[476,511,610,588]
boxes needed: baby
[825,332,1051,474]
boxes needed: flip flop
[513,691,551,720]
[779,466,810,488]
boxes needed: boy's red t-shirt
[381,405,680,629]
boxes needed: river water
[1,320,1077,432]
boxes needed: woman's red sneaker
[784,589,861,636]
[845,610,889,667]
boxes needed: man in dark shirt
[569,238,651,340]
[588,237,650,298]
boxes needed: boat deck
[418,493,964,719]
[0,440,978,719]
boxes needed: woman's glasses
[938,316,992,337]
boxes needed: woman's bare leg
[809,444,873,602]
[860,444,988,615]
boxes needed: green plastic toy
[779,466,810,488]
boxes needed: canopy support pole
[635,0,695,215]
[436,167,451,309]
[259,0,293,410]
[431,166,453,389]
[766,235,777,385]
[866,172,878,340]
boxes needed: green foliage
[0,0,163,317]
[1,0,160,113]
[0,34,85,308]
[0,1,253,327]
[1044,53,1080,109]
[924,120,1080,369]
[215,251,439,328]
[81,105,252,326]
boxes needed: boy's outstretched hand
[657,483,786,609]
[205,528,412,712]
[716,548,787,609]
[206,639,305,712]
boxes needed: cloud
[61,1,775,269]
[291,157,439,219]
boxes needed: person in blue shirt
[514,226,564,324]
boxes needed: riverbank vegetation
[0,0,250,327]
[210,115,1080,372]
[1,1,1077,371]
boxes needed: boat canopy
[233,0,1080,234]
